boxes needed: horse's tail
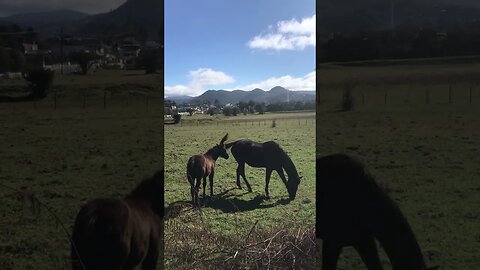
[186,156,198,186]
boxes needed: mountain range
[168,86,316,105]
[318,0,480,36]
[0,0,163,40]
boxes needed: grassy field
[164,112,316,269]
[0,69,163,269]
[317,60,480,269]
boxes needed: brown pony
[225,139,301,200]
[187,133,229,205]
[71,170,163,270]
[316,154,438,270]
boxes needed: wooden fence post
[448,86,452,104]
[470,87,472,104]
[426,87,430,104]
[103,91,107,109]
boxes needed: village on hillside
[0,24,162,78]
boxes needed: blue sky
[165,0,315,97]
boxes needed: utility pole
[390,0,395,30]
[60,27,64,74]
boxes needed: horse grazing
[187,133,229,205]
[71,170,163,270]
[225,139,301,200]
[316,154,438,270]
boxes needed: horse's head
[286,175,302,200]
[216,133,229,159]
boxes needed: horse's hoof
[248,189,253,193]
[265,195,270,200]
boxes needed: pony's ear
[220,133,228,144]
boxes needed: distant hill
[0,0,163,41]
[186,86,315,105]
[318,0,480,36]
[0,9,88,25]
[79,0,163,41]
[0,9,88,37]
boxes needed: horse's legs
[353,237,384,270]
[265,168,273,199]
[190,185,195,205]
[202,176,207,198]
[188,175,195,205]
[209,171,214,197]
[239,163,253,192]
[322,240,342,270]
[236,163,243,189]
[276,168,288,185]
[195,177,201,206]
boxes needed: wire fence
[169,115,316,127]
[317,83,480,109]
[0,92,163,111]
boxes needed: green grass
[164,112,316,269]
[0,69,163,269]
[317,61,480,269]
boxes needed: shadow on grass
[165,188,292,216]
[200,188,292,213]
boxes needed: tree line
[319,22,480,62]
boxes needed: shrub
[173,113,182,124]
[69,51,97,75]
[23,69,55,98]
[340,83,355,111]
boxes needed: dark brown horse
[187,133,229,205]
[316,154,438,270]
[71,170,163,270]
[225,139,301,200]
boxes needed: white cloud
[165,68,235,97]
[247,15,315,50]
[238,71,315,91]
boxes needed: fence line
[173,117,315,127]
[0,94,163,111]
[318,84,479,108]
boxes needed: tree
[173,113,181,124]
[0,48,25,72]
[137,48,161,74]
[23,69,55,98]
[254,102,266,114]
[69,51,97,75]
[248,100,255,113]
[207,107,216,116]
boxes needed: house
[118,38,142,69]
[22,42,38,54]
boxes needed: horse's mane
[365,171,426,268]
[275,144,299,179]
[126,170,164,216]
[225,140,241,149]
